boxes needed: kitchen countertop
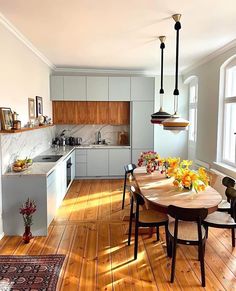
[4,145,131,177]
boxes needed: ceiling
[0,0,236,74]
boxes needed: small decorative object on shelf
[19,198,36,243]
[138,151,160,174]
[172,160,209,193]
[0,107,13,130]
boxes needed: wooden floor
[1,179,236,290]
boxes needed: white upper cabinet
[64,76,86,100]
[50,76,64,100]
[87,76,109,101]
[131,77,155,101]
[109,77,130,101]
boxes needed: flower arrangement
[19,198,37,227]
[138,151,160,174]
[172,160,209,193]
[164,157,181,177]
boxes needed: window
[221,61,236,166]
[187,77,198,161]
[189,81,198,143]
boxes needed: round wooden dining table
[134,167,222,214]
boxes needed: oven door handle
[67,162,73,168]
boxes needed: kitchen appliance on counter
[69,137,75,146]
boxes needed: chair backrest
[130,185,145,206]
[168,205,208,222]
[222,176,235,188]
[225,187,236,220]
[124,163,137,174]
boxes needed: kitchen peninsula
[2,144,131,236]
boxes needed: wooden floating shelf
[0,124,54,134]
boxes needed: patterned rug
[0,254,65,291]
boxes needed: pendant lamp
[151,36,171,124]
[162,14,189,131]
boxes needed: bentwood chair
[217,176,235,212]
[203,187,236,247]
[122,163,136,209]
[128,186,169,260]
[167,205,208,287]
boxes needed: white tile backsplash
[55,124,130,145]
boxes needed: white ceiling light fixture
[162,14,190,131]
[151,36,171,124]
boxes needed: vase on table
[23,226,32,243]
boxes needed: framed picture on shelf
[0,107,13,130]
[36,96,43,117]
[28,98,35,120]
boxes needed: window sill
[213,161,236,179]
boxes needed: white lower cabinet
[75,149,87,177]
[76,148,131,177]
[87,149,109,176]
[109,149,131,176]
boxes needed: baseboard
[75,176,123,180]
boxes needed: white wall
[183,45,236,179]
[154,75,188,159]
[0,23,52,238]
[0,25,52,126]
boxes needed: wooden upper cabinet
[76,102,88,124]
[52,101,65,124]
[97,102,109,124]
[52,101,130,125]
[109,102,130,125]
[64,101,77,124]
[87,102,98,124]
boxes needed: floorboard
[1,179,236,290]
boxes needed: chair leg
[205,225,208,239]
[128,196,134,246]
[232,228,235,247]
[198,241,206,287]
[170,237,177,283]
[122,174,127,209]
[156,226,160,241]
[165,224,171,257]
[134,220,139,260]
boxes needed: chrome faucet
[96,131,102,144]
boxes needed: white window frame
[188,78,198,145]
[219,58,236,168]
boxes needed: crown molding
[54,67,159,76]
[182,38,236,75]
[0,12,56,69]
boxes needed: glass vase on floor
[23,226,32,243]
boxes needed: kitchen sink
[33,155,63,162]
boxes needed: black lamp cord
[173,20,181,114]
[159,42,165,110]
